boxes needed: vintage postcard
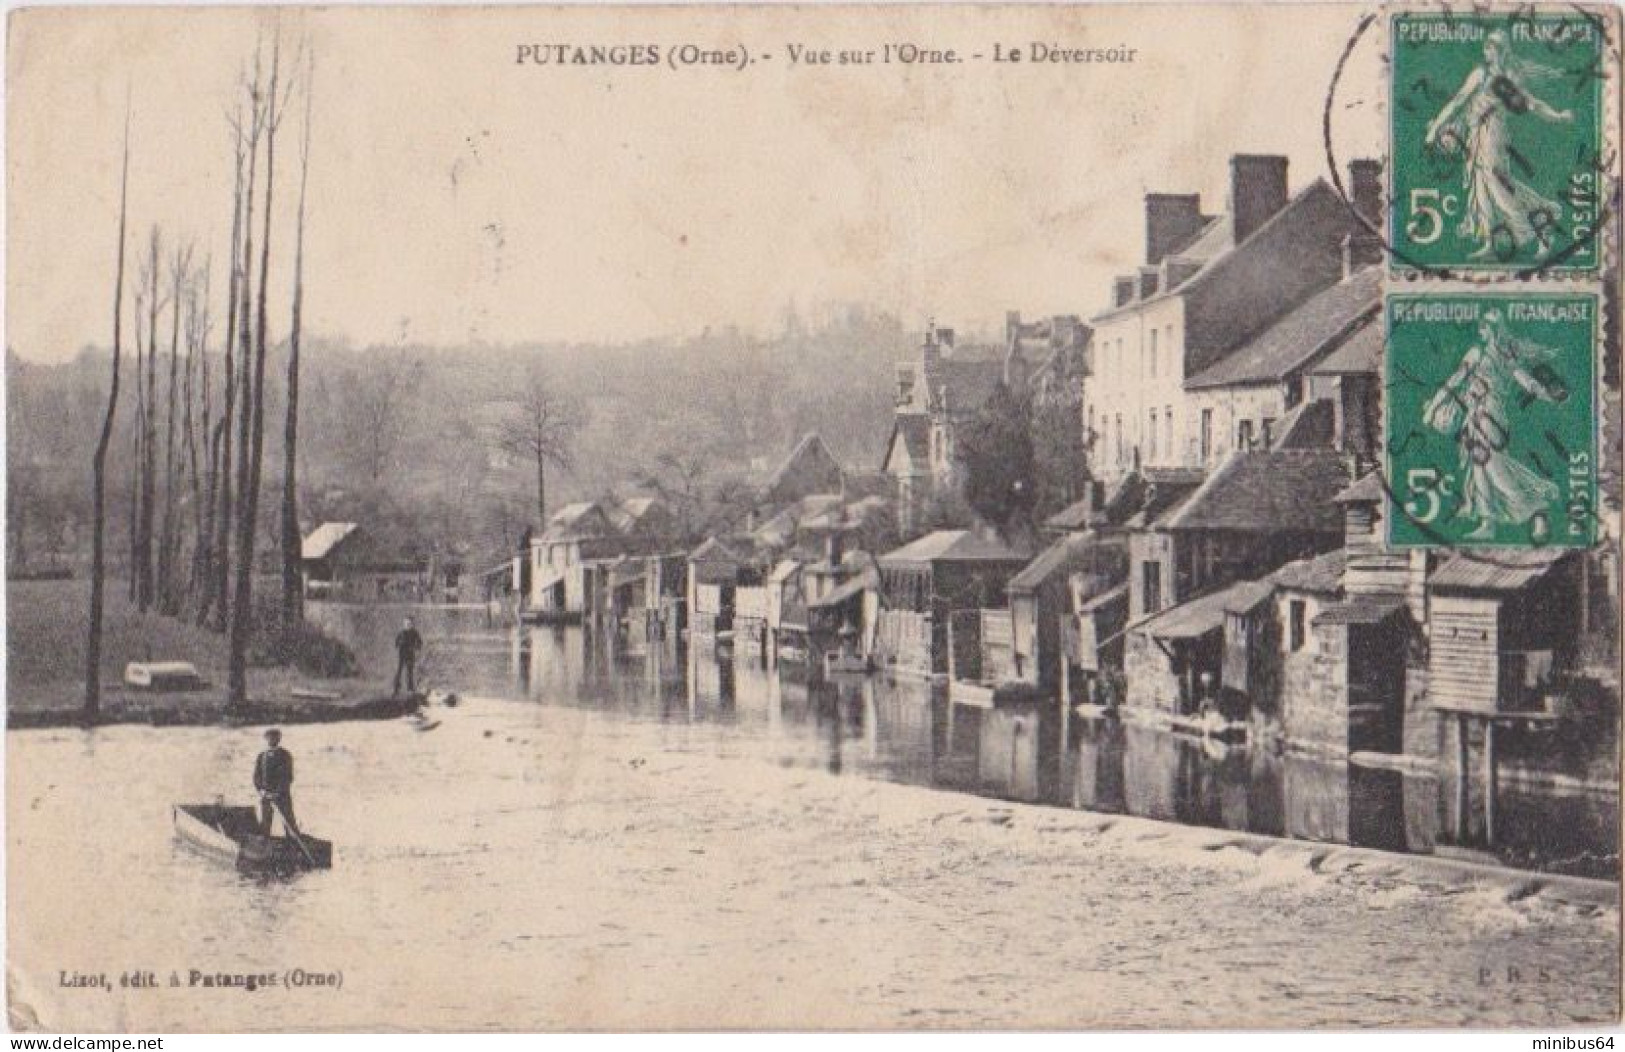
[5,1,1622,1035]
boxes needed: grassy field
[5,578,390,719]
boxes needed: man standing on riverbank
[393,616,424,696]
[253,729,296,836]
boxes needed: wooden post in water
[1057,651,1071,795]
[1455,711,1470,841]
[1059,643,1071,722]
[1483,719,1498,847]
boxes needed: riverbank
[5,690,423,730]
[5,578,411,728]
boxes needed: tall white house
[1083,154,1381,484]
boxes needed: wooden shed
[1006,532,1127,689]
[1427,551,1580,716]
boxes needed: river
[6,604,1619,1030]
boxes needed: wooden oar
[269,797,318,867]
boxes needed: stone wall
[1279,602,1349,751]
[1124,631,1182,713]
[1402,664,1439,759]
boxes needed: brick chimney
[1146,193,1207,265]
[1348,157,1382,227]
[1229,154,1290,244]
[1004,334,1029,390]
[922,322,942,376]
[1138,266,1161,300]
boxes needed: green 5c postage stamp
[1390,10,1608,275]
[1387,294,1597,547]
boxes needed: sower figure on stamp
[253,728,297,836]
[393,616,424,696]
[1424,29,1573,260]
[1422,309,1565,541]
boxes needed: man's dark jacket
[254,747,295,794]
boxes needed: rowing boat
[172,804,333,874]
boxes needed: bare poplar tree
[204,104,249,631]
[137,227,164,612]
[158,241,192,614]
[226,42,267,701]
[183,265,211,610]
[280,50,313,636]
[127,284,146,603]
[229,31,292,705]
[86,107,131,719]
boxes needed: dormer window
[897,368,916,406]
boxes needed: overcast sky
[7,3,1387,363]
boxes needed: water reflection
[306,604,1619,878]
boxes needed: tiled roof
[1185,268,1381,389]
[1313,595,1407,625]
[1139,578,1265,640]
[301,522,358,561]
[1272,549,1347,594]
[1333,471,1384,504]
[1162,450,1349,533]
[1008,533,1098,593]
[549,501,596,523]
[934,358,1005,415]
[620,496,658,520]
[1429,550,1570,592]
[752,494,846,547]
[802,494,890,533]
[1091,180,1339,323]
[1045,495,1094,532]
[1099,473,1147,524]
[1312,320,1383,376]
[1175,215,1233,263]
[1273,398,1336,451]
[1224,578,1277,614]
[689,536,747,564]
[1080,582,1129,614]
[809,567,880,609]
[880,529,1031,566]
[539,502,615,543]
[762,433,844,505]
[1147,466,1210,486]
[1141,487,1200,529]
[749,507,800,549]
[609,497,667,533]
[1100,468,1207,529]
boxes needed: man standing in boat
[253,729,297,836]
[393,616,424,697]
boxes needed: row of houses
[840,150,1619,786]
